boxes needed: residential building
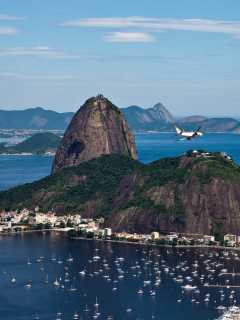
[166,234,178,242]
[203,235,215,245]
[104,228,112,236]
[151,232,159,241]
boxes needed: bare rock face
[51,96,138,174]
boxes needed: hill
[0,107,74,130]
[177,116,208,123]
[1,152,240,236]
[52,96,137,173]
[0,132,61,154]
[128,117,240,134]
[120,103,175,130]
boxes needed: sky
[0,0,240,117]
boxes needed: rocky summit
[51,95,138,174]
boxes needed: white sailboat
[67,254,73,262]
[84,303,90,312]
[57,256,63,264]
[94,297,99,307]
[73,309,79,319]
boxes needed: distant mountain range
[0,107,73,130]
[120,105,240,134]
[0,105,239,133]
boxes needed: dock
[218,273,240,277]
[204,282,240,288]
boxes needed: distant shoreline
[68,235,240,251]
[2,229,240,252]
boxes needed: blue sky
[0,0,240,117]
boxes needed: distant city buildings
[1,207,240,248]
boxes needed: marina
[2,231,240,319]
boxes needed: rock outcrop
[120,103,175,129]
[51,96,138,174]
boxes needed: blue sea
[0,134,240,319]
[1,231,240,320]
[0,133,239,191]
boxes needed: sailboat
[84,303,90,312]
[35,313,40,320]
[73,309,78,319]
[12,276,16,283]
[51,253,57,261]
[45,274,48,284]
[56,310,61,320]
[57,256,63,264]
[67,254,73,262]
[94,297,99,307]
[54,278,60,286]
[27,258,31,265]
[126,303,132,312]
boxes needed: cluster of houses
[1,207,240,246]
[0,207,103,233]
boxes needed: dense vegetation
[0,152,239,229]
[0,132,61,154]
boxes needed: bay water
[0,133,239,191]
[0,134,240,319]
[1,231,240,320]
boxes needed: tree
[189,239,195,246]
[44,222,52,229]
[186,149,194,157]
[67,229,77,237]
[36,223,44,230]
[59,221,66,228]
[156,238,166,245]
[67,221,74,227]
[87,232,94,238]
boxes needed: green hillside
[1,151,239,226]
[0,132,61,154]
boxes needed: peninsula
[0,96,240,238]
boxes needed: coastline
[2,228,240,252]
[67,234,240,251]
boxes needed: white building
[166,234,178,242]
[104,228,112,236]
[224,234,237,243]
[203,235,215,245]
[97,230,105,237]
[151,232,159,241]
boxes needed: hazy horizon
[0,105,240,121]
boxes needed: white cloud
[0,14,26,20]
[0,46,80,59]
[61,16,240,36]
[103,32,155,42]
[0,26,19,35]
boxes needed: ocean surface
[0,134,240,319]
[0,133,239,191]
[1,231,240,320]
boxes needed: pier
[218,272,240,277]
[204,282,240,288]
